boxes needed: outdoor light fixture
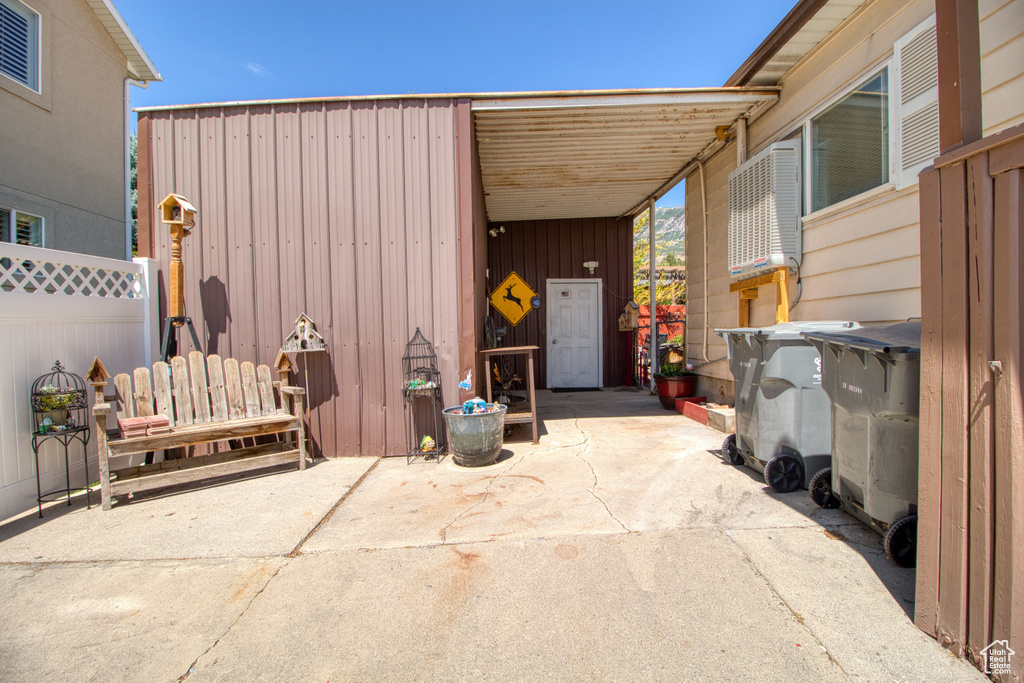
[488,225,507,238]
[584,260,599,275]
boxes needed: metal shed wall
[137,99,463,457]
[485,217,633,388]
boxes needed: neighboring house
[683,0,1024,403]
[0,0,159,260]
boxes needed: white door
[546,279,602,388]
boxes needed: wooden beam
[936,0,982,153]
[739,289,759,300]
[729,269,783,292]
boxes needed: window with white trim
[782,15,938,215]
[0,207,42,246]
[0,0,39,91]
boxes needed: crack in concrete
[722,530,850,677]
[439,456,525,543]
[178,562,286,681]
[287,458,380,558]
[568,415,630,533]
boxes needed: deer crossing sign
[490,271,538,326]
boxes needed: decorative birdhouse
[158,193,198,230]
[618,301,641,331]
[281,313,327,353]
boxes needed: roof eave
[724,0,830,86]
[86,0,162,82]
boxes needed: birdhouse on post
[157,193,203,360]
[281,313,327,354]
[86,356,111,407]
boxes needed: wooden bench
[93,351,306,510]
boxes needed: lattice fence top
[0,246,143,299]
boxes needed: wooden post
[169,224,186,323]
[776,267,790,323]
[936,0,982,154]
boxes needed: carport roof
[471,87,779,222]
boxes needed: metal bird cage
[31,360,89,434]
[401,328,445,462]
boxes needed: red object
[654,374,698,409]
[675,396,707,415]
[118,416,148,439]
[682,400,710,425]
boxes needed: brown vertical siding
[917,123,1024,681]
[138,98,463,457]
[486,217,633,389]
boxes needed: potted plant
[33,385,85,426]
[653,360,697,410]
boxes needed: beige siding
[980,0,1024,135]
[0,0,132,259]
[686,0,939,402]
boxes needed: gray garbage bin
[802,321,921,567]
[716,321,860,493]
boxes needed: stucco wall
[0,0,130,259]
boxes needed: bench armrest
[94,402,112,416]
[280,386,305,396]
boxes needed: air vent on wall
[727,140,801,280]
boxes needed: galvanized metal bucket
[442,404,507,467]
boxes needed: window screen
[811,71,889,212]
[0,0,39,90]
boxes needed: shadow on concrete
[707,446,916,621]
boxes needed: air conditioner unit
[727,140,801,280]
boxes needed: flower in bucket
[657,360,695,378]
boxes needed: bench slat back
[133,367,155,417]
[207,355,229,422]
[113,373,134,420]
[109,355,281,428]
[224,358,245,420]
[152,362,174,426]
[189,351,212,424]
[257,365,277,415]
[241,361,260,418]
[171,356,193,426]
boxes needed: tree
[130,132,138,256]
[633,209,685,306]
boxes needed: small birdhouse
[158,193,198,230]
[618,301,640,331]
[281,313,327,353]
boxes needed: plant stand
[30,361,91,517]
[401,328,447,463]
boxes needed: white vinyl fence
[0,243,157,520]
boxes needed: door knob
[552,339,558,344]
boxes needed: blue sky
[117,0,796,208]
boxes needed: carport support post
[648,197,657,391]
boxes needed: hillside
[634,205,685,265]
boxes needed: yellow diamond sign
[490,271,537,326]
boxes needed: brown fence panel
[918,123,1024,680]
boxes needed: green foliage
[657,359,694,377]
[668,334,684,345]
[633,209,686,306]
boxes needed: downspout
[647,197,657,390]
[698,160,710,363]
[125,77,148,261]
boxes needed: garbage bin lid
[802,321,921,358]
[715,320,860,341]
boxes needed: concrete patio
[0,390,983,682]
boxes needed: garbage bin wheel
[763,453,804,493]
[884,515,917,568]
[723,434,744,466]
[808,467,841,508]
